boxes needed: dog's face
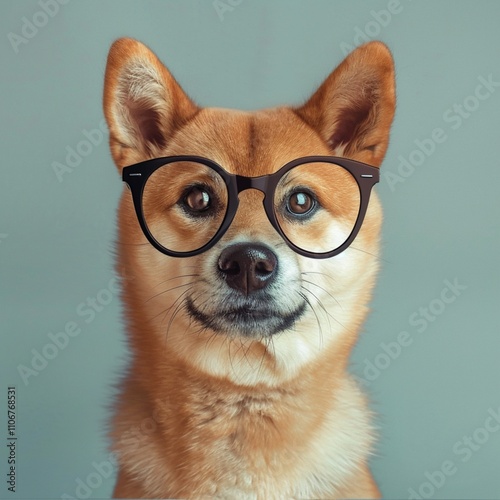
[104,39,395,386]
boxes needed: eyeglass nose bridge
[235,174,269,194]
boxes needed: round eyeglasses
[122,155,379,259]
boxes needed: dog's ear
[295,42,395,166]
[103,38,199,169]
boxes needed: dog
[103,37,395,499]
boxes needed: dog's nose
[218,243,278,295]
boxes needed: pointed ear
[295,42,396,166]
[103,38,199,169]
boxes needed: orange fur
[104,38,395,499]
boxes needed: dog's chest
[165,391,308,494]
[179,392,347,496]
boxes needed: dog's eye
[184,186,211,212]
[287,191,316,216]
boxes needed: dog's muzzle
[186,243,306,337]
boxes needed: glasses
[122,155,379,259]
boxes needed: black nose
[218,243,278,295]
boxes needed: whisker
[297,290,323,349]
[163,289,194,338]
[348,245,390,264]
[146,281,198,303]
[152,273,201,289]
[204,329,221,351]
[301,271,337,282]
[258,336,274,376]
[148,287,193,322]
[233,338,253,370]
[301,286,333,325]
[300,278,342,309]
[228,337,242,377]
[300,286,353,335]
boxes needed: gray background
[1,0,499,498]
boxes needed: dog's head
[103,38,395,386]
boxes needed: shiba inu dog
[103,37,395,499]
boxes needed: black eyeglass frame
[122,155,379,259]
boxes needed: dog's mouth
[185,296,307,337]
